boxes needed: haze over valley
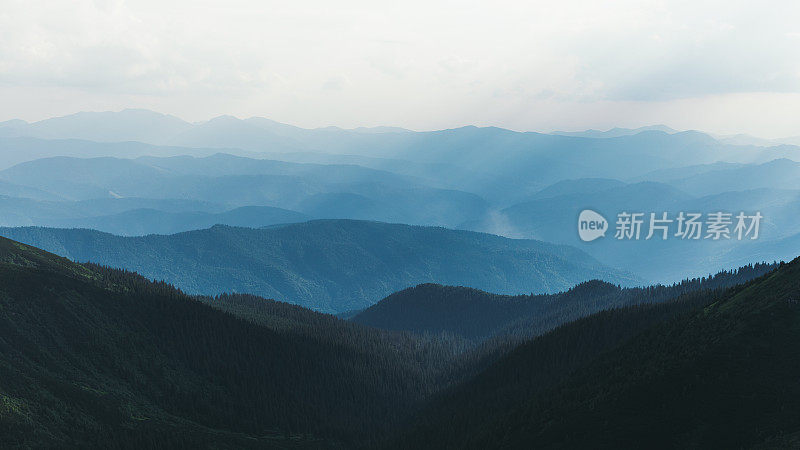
[1,109,799,292]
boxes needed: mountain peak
[205,115,243,124]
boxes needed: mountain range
[353,262,775,341]
[0,236,458,447]
[4,106,800,448]
[0,153,490,229]
[4,110,800,199]
[0,220,640,312]
[0,234,796,448]
[392,258,800,449]
[1,119,799,283]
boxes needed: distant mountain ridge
[551,125,679,138]
[353,263,777,341]
[2,109,800,288]
[0,110,412,149]
[7,110,798,151]
[44,206,310,236]
[0,109,192,143]
[0,154,491,229]
[467,175,799,283]
[1,152,798,283]
[3,111,799,210]
[0,220,641,313]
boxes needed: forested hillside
[393,259,800,449]
[0,235,794,449]
[353,263,776,341]
[0,220,639,312]
[0,237,456,448]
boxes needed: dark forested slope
[354,263,776,341]
[0,234,792,450]
[394,258,800,449]
[0,237,455,448]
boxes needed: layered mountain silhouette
[0,235,795,448]
[3,110,799,197]
[354,262,775,341]
[0,154,491,229]
[0,220,640,312]
[0,109,193,143]
[391,258,800,449]
[551,124,679,138]
[41,206,310,236]
[0,236,460,447]
[1,110,799,285]
[467,177,798,282]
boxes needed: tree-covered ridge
[0,234,794,449]
[0,237,458,448]
[393,259,800,449]
[354,262,777,341]
[0,220,640,313]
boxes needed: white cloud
[1,0,799,137]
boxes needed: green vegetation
[0,220,639,313]
[0,234,796,449]
[0,237,454,448]
[391,261,800,449]
[354,263,775,341]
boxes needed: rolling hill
[353,262,775,341]
[0,136,232,170]
[0,236,461,448]
[495,180,694,239]
[44,206,309,236]
[467,178,797,283]
[0,109,192,143]
[0,154,416,202]
[0,154,492,228]
[0,220,640,313]
[0,233,792,449]
[6,111,800,204]
[393,258,800,449]
[662,158,800,196]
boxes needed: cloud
[1,0,799,137]
[322,75,350,91]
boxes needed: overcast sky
[2,0,800,137]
